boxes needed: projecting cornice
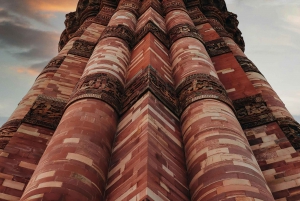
[59,0,245,52]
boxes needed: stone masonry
[1,0,300,200]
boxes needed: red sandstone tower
[1,0,300,200]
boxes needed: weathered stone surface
[23,95,67,130]
[233,94,276,129]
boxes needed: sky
[0,0,300,126]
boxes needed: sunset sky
[0,0,300,126]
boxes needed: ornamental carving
[235,56,263,75]
[277,117,300,150]
[116,0,140,17]
[140,0,163,16]
[23,95,67,130]
[208,18,232,38]
[100,25,135,49]
[136,21,169,48]
[169,23,203,44]
[68,39,96,58]
[187,6,208,26]
[39,56,66,76]
[176,73,233,112]
[93,6,115,26]
[205,38,231,57]
[162,0,186,14]
[233,94,276,129]
[68,73,124,113]
[0,119,22,150]
[122,66,178,115]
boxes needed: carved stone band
[116,1,140,17]
[100,25,135,49]
[162,1,186,14]
[205,38,231,57]
[39,56,66,77]
[176,73,233,113]
[136,21,169,48]
[123,66,178,115]
[23,95,67,130]
[68,73,124,114]
[233,94,276,129]
[0,119,22,150]
[68,39,96,58]
[169,23,204,45]
[277,117,300,150]
[188,8,209,26]
[235,56,263,75]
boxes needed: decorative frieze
[176,73,233,112]
[205,38,231,57]
[93,6,115,25]
[187,6,209,26]
[116,0,140,17]
[68,39,96,58]
[233,94,276,129]
[23,95,67,130]
[169,23,203,44]
[123,66,178,115]
[100,25,135,49]
[39,56,66,76]
[68,73,124,113]
[0,119,22,150]
[208,18,233,38]
[162,0,186,14]
[235,56,263,75]
[277,117,300,149]
[136,21,169,48]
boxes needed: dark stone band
[68,73,124,114]
[23,95,67,130]
[176,73,233,113]
[205,38,231,57]
[100,25,135,49]
[169,23,204,44]
[68,39,96,58]
[233,94,276,129]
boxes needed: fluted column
[20,1,138,200]
[163,0,274,200]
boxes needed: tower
[0,0,300,200]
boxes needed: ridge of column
[163,0,274,200]
[18,1,134,200]
[190,4,300,200]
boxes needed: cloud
[26,0,79,13]
[0,21,59,59]
[0,0,77,23]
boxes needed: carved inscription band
[68,39,96,58]
[233,94,276,129]
[162,1,186,14]
[235,56,263,75]
[116,0,140,17]
[277,117,300,150]
[205,38,231,57]
[68,73,124,113]
[0,119,22,150]
[38,56,66,77]
[176,73,234,112]
[123,66,178,115]
[136,21,169,48]
[169,23,204,44]
[23,95,67,130]
[100,25,135,49]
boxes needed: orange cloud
[26,0,78,13]
[15,67,40,76]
